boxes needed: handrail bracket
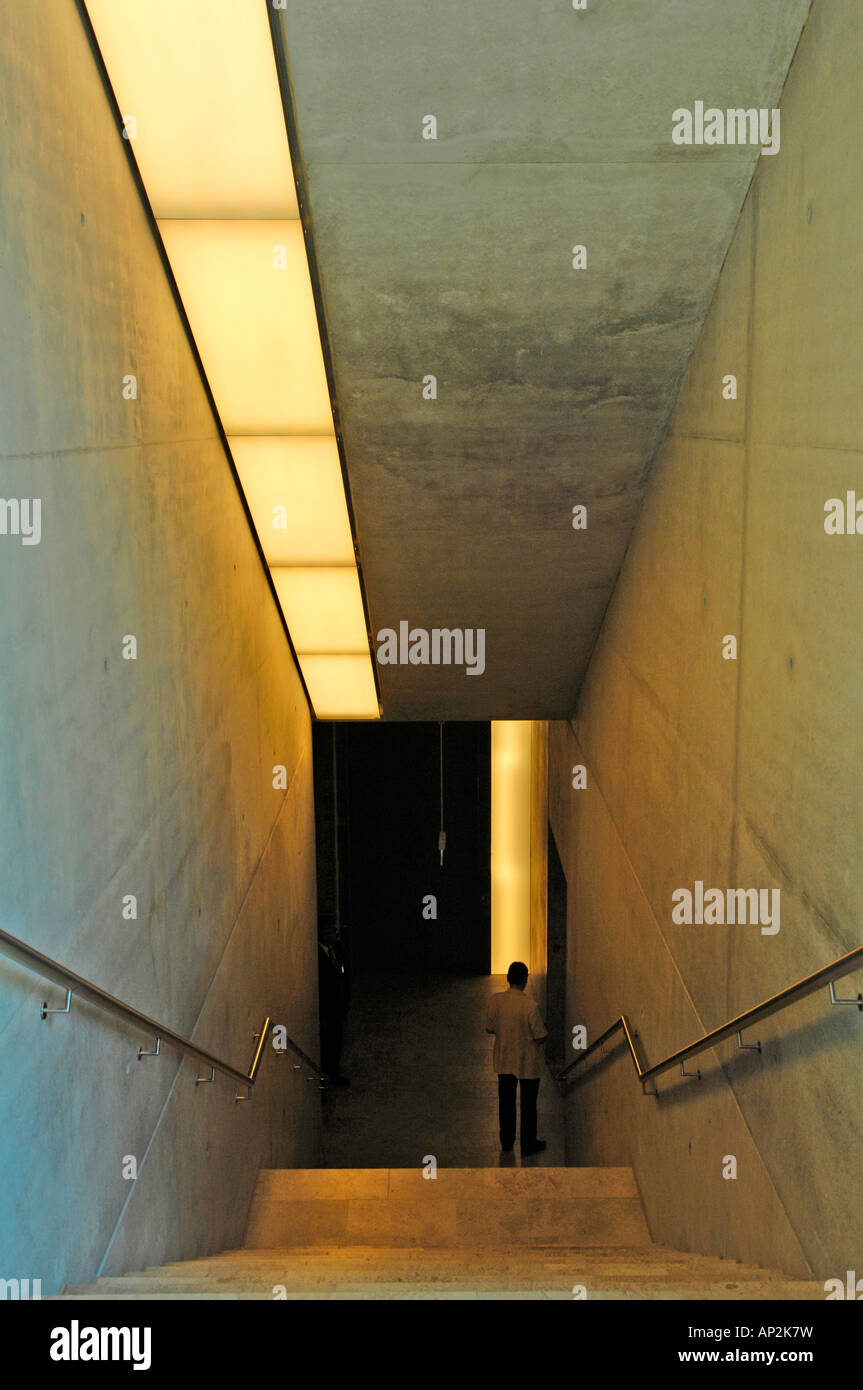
[40,988,72,1020]
[829,980,863,1010]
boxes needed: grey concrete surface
[0,2,320,1293]
[277,0,811,717]
[547,0,863,1280]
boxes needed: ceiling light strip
[82,0,378,719]
[265,6,382,716]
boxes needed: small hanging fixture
[438,721,446,866]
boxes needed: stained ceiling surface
[276,0,810,718]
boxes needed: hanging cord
[438,721,446,866]
[332,724,340,923]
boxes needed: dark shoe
[521,1140,547,1156]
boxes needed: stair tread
[254,1167,638,1199]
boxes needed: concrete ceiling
[275,0,810,720]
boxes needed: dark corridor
[314,721,491,976]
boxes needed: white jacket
[485,987,548,1078]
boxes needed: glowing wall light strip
[158,221,332,434]
[299,656,380,720]
[84,0,297,218]
[271,568,369,655]
[230,437,354,566]
[491,721,532,975]
[85,0,379,719]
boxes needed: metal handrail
[0,925,326,1092]
[558,942,863,1094]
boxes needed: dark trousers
[498,1073,540,1148]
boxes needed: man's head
[506,961,528,990]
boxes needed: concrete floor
[322,973,565,1168]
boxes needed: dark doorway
[545,823,568,1064]
[313,722,491,976]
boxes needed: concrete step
[125,1246,808,1284]
[244,1167,652,1248]
[56,1244,821,1300]
[252,1167,639,1199]
[53,1169,824,1300]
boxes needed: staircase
[57,1168,820,1300]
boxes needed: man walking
[485,961,548,1155]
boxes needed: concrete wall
[0,4,320,1294]
[549,0,863,1280]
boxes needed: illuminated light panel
[230,436,354,566]
[158,221,332,434]
[298,656,380,720]
[87,2,379,718]
[85,0,298,219]
[491,721,532,974]
[271,568,369,654]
